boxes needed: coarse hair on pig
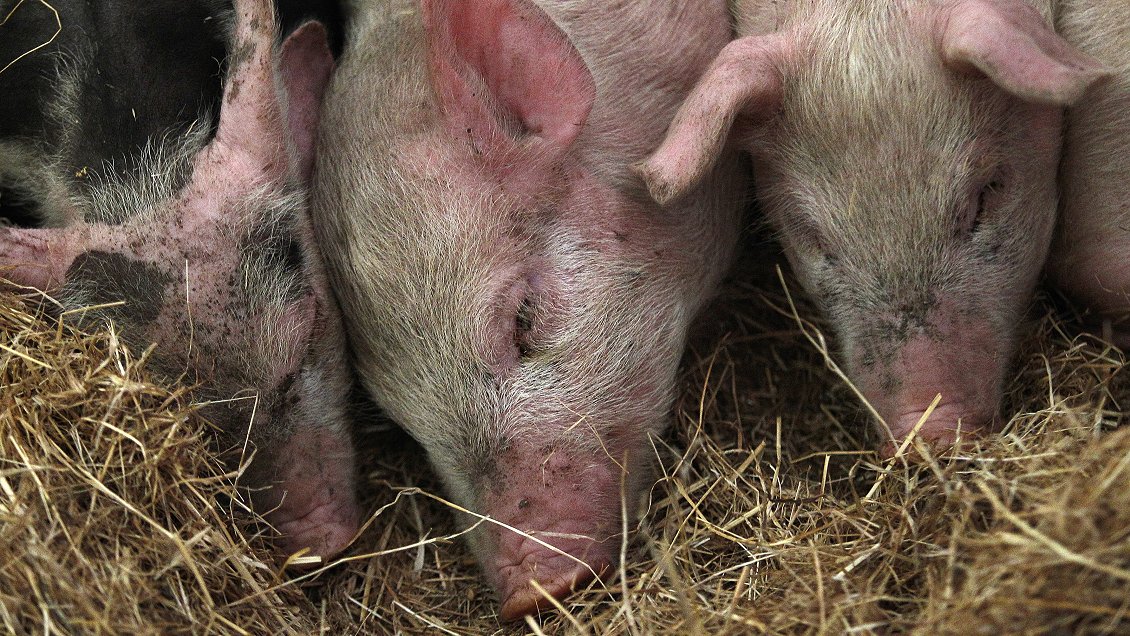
[77,124,213,226]
[760,1,1046,327]
[643,0,1107,453]
[36,46,213,227]
[316,0,743,616]
[0,141,72,228]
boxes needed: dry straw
[2,238,1128,634]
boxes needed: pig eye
[790,217,834,261]
[514,296,536,359]
[487,276,540,374]
[961,179,1002,238]
[488,269,559,375]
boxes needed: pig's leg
[0,226,94,291]
[1050,225,1130,347]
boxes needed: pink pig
[313,0,745,619]
[641,0,1109,454]
[1049,0,1130,341]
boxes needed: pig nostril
[518,498,530,509]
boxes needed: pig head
[315,0,743,618]
[641,0,1109,454]
[0,1,359,559]
[1049,0,1130,344]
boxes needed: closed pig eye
[515,295,536,359]
[485,274,543,375]
[959,178,1003,238]
[784,215,835,262]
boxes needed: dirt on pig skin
[0,1,360,560]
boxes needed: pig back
[0,1,228,183]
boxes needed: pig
[0,1,227,184]
[1048,0,1130,341]
[638,0,1109,455]
[312,0,745,619]
[0,0,360,559]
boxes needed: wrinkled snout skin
[313,0,744,618]
[0,1,359,559]
[1049,1,1130,343]
[643,0,1107,454]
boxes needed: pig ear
[204,0,290,181]
[422,0,595,156]
[280,21,335,183]
[636,35,787,206]
[185,0,302,221]
[938,0,1109,105]
[0,227,83,292]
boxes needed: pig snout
[853,318,1006,458]
[495,522,613,621]
[477,443,622,620]
[257,426,360,561]
[879,403,999,459]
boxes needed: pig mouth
[493,524,614,621]
[877,403,1001,458]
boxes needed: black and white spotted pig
[0,0,359,559]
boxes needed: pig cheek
[267,292,321,385]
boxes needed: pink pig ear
[186,0,318,220]
[422,0,595,156]
[938,0,1109,105]
[0,227,85,292]
[280,21,335,183]
[209,0,289,173]
[636,35,788,206]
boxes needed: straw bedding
[2,235,1127,635]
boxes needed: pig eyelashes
[488,275,549,375]
[515,295,536,359]
[957,178,1004,238]
[784,215,835,261]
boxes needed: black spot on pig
[271,235,306,277]
[0,183,43,228]
[58,2,229,187]
[62,250,171,327]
